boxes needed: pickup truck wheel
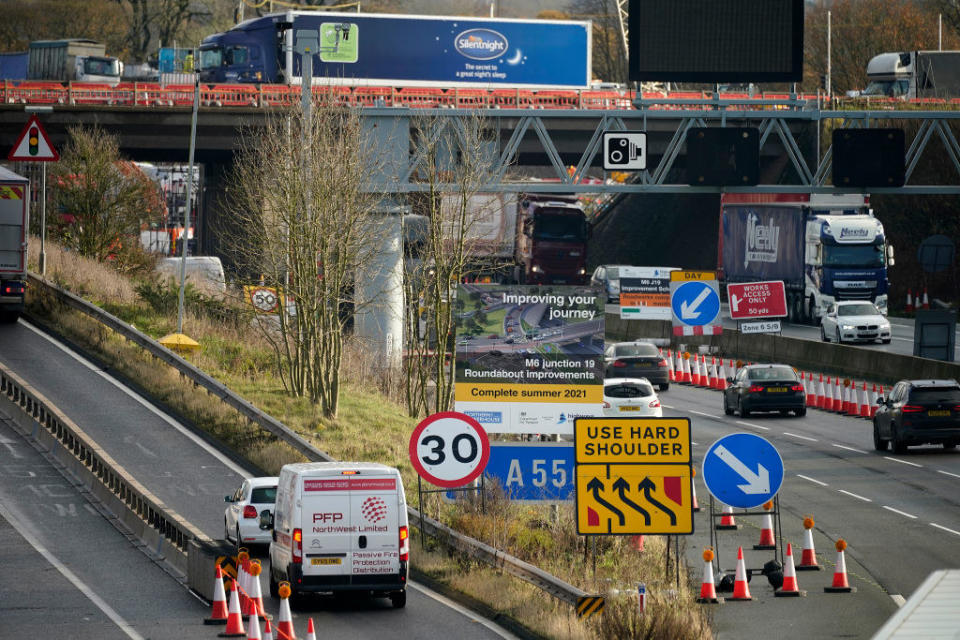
[390,590,407,609]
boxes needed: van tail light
[242,505,258,519]
[292,528,303,564]
[613,360,627,368]
[399,526,409,562]
[902,404,924,413]
[748,384,764,393]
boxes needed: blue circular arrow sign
[671,281,720,327]
[702,433,784,509]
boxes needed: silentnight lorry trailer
[0,167,29,323]
[853,50,960,99]
[718,193,893,325]
[197,11,590,88]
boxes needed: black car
[722,364,806,417]
[873,379,960,453]
[604,341,670,391]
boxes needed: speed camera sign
[409,412,490,488]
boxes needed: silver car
[820,301,891,344]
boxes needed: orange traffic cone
[263,619,274,640]
[708,357,719,389]
[846,381,859,416]
[816,374,826,410]
[833,377,843,413]
[666,350,675,382]
[674,352,683,382]
[871,385,882,418]
[775,543,806,597]
[691,355,702,386]
[859,383,872,418]
[247,611,262,640]
[204,564,230,625]
[696,548,722,603]
[218,580,247,638]
[247,560,272,621]
[237,550,251,617]
[754,501,776,550]
[906,289,914,313]
[276,582,296,640]
[717,360,728,391]
[691,468,700,513]
[922,288,930,310]
[805,373,816,407]
[630,535,645,551]
[716,504,738,530]
[729,547,752,601]
[796,516,821,571]
[305,619,317,640]
[824,539,856,593]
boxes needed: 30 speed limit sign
[409,412,490,488]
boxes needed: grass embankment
[24,241,711,640]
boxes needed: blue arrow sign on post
[670,281,720,327]
[702,433,784,508]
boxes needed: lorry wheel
[390,590,407,609]
[808,298,817,326]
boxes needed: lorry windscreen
[823,244,884,268]
[862,80,908,97]
[83,57,119,77]
[533,211,585,241]
[200,47,222,69]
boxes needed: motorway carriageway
[0,318,517,640]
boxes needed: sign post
[8,112,59,276]
[726,280,787,335]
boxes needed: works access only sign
[727,280,787,320]
[574,417,693,535]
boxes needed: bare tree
[402,112,503,417]
[226,98,391,417]
[51,125,165,269]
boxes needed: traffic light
[686,127,759,186]
[832,129,905,187]
[28,126,39,156]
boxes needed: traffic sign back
[8,115,59,162]
[702,433,784,508]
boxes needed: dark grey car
[873,379,960,453]
[604,341,670,390]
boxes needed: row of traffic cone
[206,562,308,640]
[664,350,731,391]
[905,288,930,313]
[801,372,883,419]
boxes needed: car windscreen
[614,343,659,357]
[251,486,277,503]
[533,210,586,241]
[838,303,880,316]
[747,367,797,381]
[909,387,960,403]
[605,382,653,398]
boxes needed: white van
[263,462,409,608]
[155,256,226,295]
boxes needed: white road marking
[936,469,960,480]
[884,456,922,468]
[783,431,817,442]
[408,582,522,640]
[890,594,907,607]
[930,523,960,537]
[832,443,867,454]
[21,321,250,477]
[838,489,872,502]
[0,500,145,640]
[882,506,917,519]
[735,420,769,431]
[687,409,722,419]
[797,474,828,487]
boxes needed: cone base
[824,586,856,593]
[753,544,776,550]
[696,596,724,604]
[727,595,752,601]
[715,524,739,530]
[795,565,822,571]
[204,619,229,626]
[218,633,247,638]
[774,589,806,597]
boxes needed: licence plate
[311,558,342,566]
[620,406,640,411]
[767,387,787,393]
[928,410,950,417]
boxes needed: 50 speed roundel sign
[409,411,490,488]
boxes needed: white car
[820,301,892,344]
[224,476,278,546]
[603,377,663,417]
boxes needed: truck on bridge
[850,50,960,99]
[197,11,590,88]
[718,193,893,325]
[0,40,123,85]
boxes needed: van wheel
[390,590,407,609]
[269,571,279,599]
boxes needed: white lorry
[262,462,409,607]
[850,50,960,99]
[27,39,122,86]
[0,167,29,324]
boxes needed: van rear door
[301,477,352,579]
[350,475,401,578]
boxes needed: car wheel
[892,424,908,454]
[659,383,670,392]
[740,400,750,418]
[796,407,806,417]
[723,395,734,416]
[835,328,843,344]
[873,420,888,451]
[390,590,407,609]
[820,325,829,342]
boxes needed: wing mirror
[224,495,233,503]
[876,396,885,406]
[259,509,274,531]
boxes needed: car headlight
[841,324,856,330]
[531,265,542,273]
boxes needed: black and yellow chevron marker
[576,595,605,619]
[215,555,238,580]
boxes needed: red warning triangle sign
[8,114,59,162]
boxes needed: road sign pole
[39,162,46,276]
